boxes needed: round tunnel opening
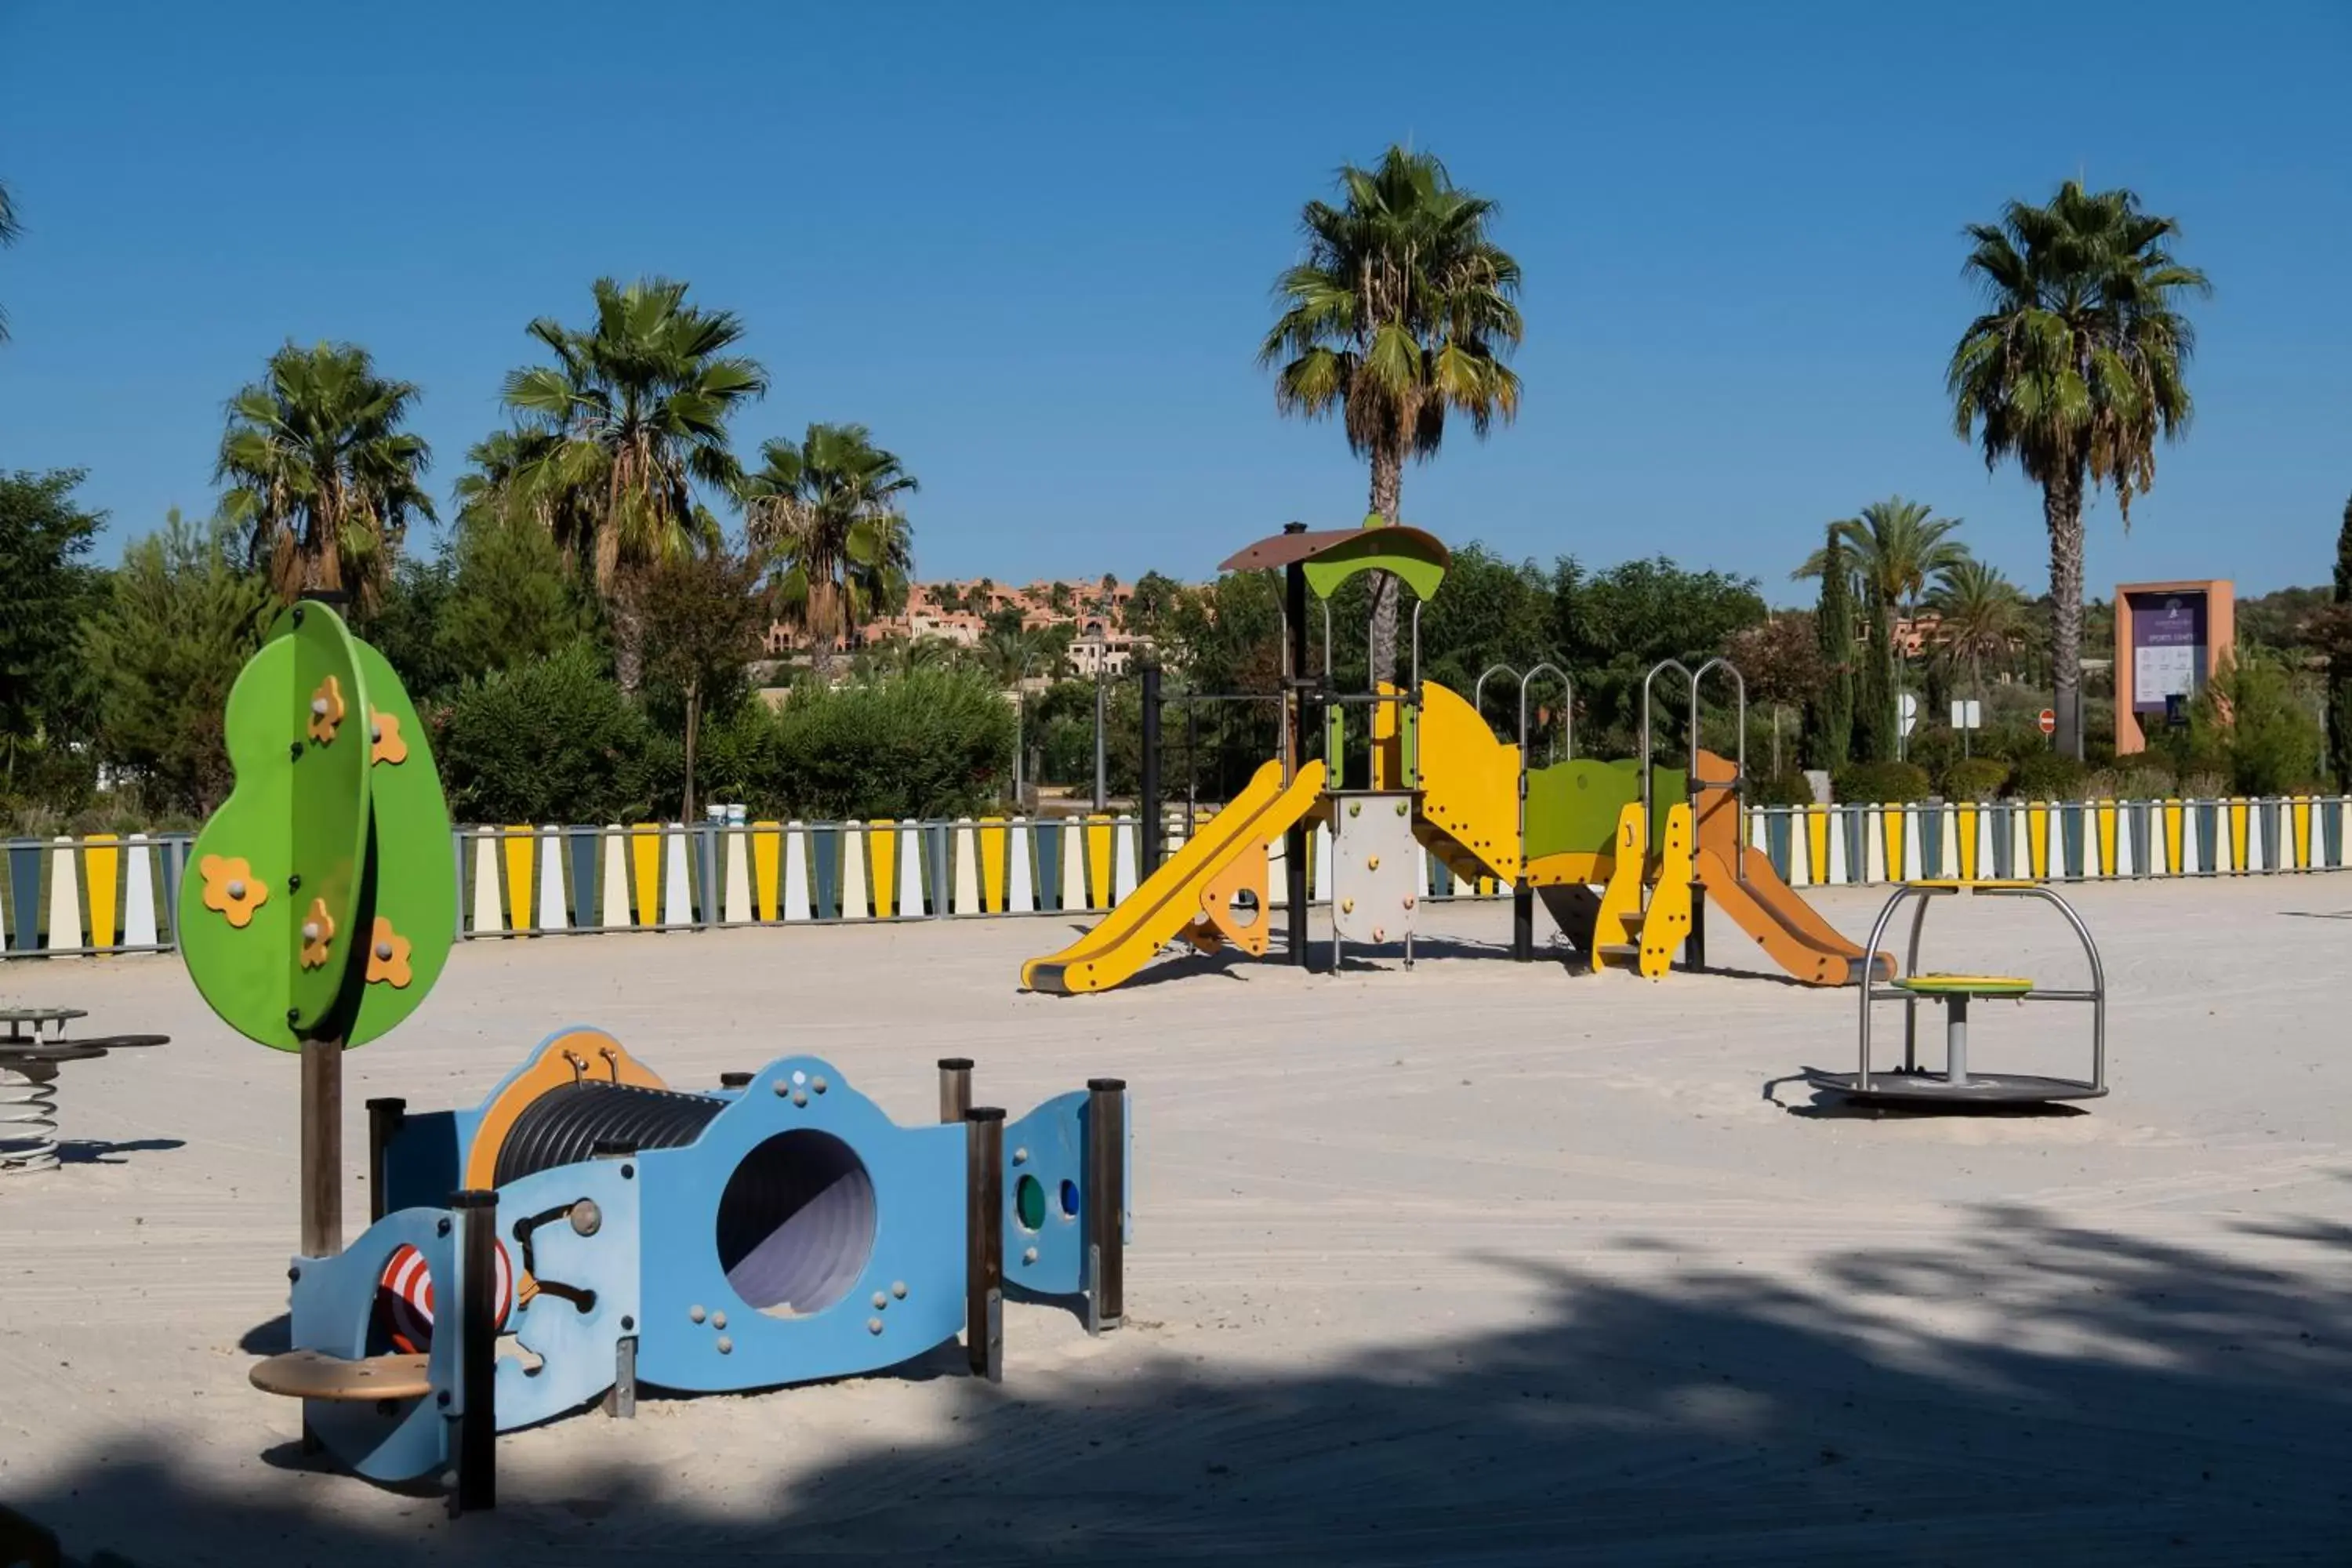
[714,1130,877,1318]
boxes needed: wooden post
[964,1106,1004,1381]
[451,1189,499,1513]
[365,1096,405,1223]
[300,1038,342,1256]
[1085,1078,1126,1333]
[938,1057,973,1123]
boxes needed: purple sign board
[2128,590,2205,712]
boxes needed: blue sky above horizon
[2,1,2346,604]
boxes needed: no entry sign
[2038,708,2057,735]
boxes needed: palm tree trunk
[1366,439,1406,688]
[611,590,646,695]
[2044,464,2088,759]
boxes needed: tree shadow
[55,1137,186,1166]
[9,1203,2349,1564]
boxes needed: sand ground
[3,877,2349,1566]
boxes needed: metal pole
[1140,664,1163,877]
[964,1107,1005,1381]
[938,1057,973,1123]
[451,1188,499,1513]
[1285,557,1311,967]
[1012,662,1025,809]
[300,1038,342,1258]
[1085,1078,1126,1334]
[365,1096,405,1224]
[1092,656,1107,811]
[1512,887,1534,962]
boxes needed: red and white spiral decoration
[376,1241,514,1354]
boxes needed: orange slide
[1691,753,1893,987]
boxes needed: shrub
[440,643,659,822]
[1751,769,1820,808]
[2007,752,2088,800]
[757,668,1016,821]
[1833,760,1932,803]
[1940,757,2010,801]
[2192,651,2325,795]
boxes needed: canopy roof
[1217,524,1451,602]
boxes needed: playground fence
[4,793,2348,956]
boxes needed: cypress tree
[1855,597,1895,764]
[1807,525,1854,770]
[2329,493,2352,788]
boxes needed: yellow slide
[1020,758,1327,995]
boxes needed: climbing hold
[368,709,408,766]
[365,918,412,988]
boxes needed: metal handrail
[1639,656,1748,877]
[1473,664,1519,726]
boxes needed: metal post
[1687,891,1707,973]
[964,1107,1004,1381]
[1140,664,1163,877]
[1092,659,1108,812]
[450,1189,499,1513]
[1084,1079,1126,1334]
[1285,555,1311,967]
[1012,662,1026,809]
[1946,993,1971,1085]
[603,1335,637,1420]
[365,1097,405,1224]
[938,1058,973,1123]
[300,1038,342,1258]
[1512,886,1534,962]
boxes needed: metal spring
[0,1062,61,1173]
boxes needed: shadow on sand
[6,1201,2349,1566]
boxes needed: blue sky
[2,2,2345,601]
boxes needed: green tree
[2186,649,2325,795]
[1261,146,1523,685]
[0,470,106,790]
[437,513,598,687]
[440,642,657,823]
[1414,545,1556,717]
[0,178,20,343]
[2328,494,2352,786]
[492,277,768,691]
[637,543,773,821]
[1553,557,1766,749]
[359,550,460,704]
[1948,180,2211,759]
[216,342,435,607]
[1806,523,1855,770]
[1854,600,1894,764]
[742,423,917,679]
[1928,557,2026,713]
[81,513,274,814]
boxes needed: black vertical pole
[938,1057,973,1123]
[1285,552,1311,967]
[1140,664,1163,877]
[365,1097,405,1223]
[1512,887,1534,962]
[1688,889,1708,973]
[1085,1079,1127,1334]
[964,1108,1005,1381]
[450,1189,499,1513]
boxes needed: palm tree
[1928,558,2026,711]
[1948,180,2210,758]
[0,179,20,343]
[1261,145,1523,683]
[215,340,434,606]
[492,277,767,690]
[1793,497,1969,742]
[741,423,918,680]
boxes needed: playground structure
[1022,521,1890,994]
[253,1036,1127,1488]
[179,600,1132,1509]
[1804,880,2109,1107]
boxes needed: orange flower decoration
[307,674,347,745]
[369,708,408,765]
[365,916,412,988]
[298,897,337,969]
[199,855,269,929]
